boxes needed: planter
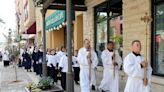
[25,85,64,92]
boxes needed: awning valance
[45,10,66,30]
[45,10,75,31]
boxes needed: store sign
[46,10,66,30]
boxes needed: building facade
[16,0,164,91]
[15,0,36,47]
[83,0,164,91]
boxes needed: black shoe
[102,90,105,92]
[39,74,42,77]
[92,85,95,90]
[75,81,79,85]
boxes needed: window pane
[155,3,164,74]
[96,12,107,66]
[108,16,123,57]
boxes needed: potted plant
[26,82,42,92]
[37,77,54,90]
[25,77,64,92]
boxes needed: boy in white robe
[56,47,66,82]
[99,41,122,92]
[56,46,66,64]
[72,50,80,85]
[47,49,58,83]
[124,40,152,92]
[59,53,68,91]
[77,39,98,92]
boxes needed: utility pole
[41,8,47,77]
[66,0,74,92]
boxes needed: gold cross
[141,12,152,24]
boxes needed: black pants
[33,61,37,72]
[4,60,9,67]
[37,63,42,76]
[49,67,57,82]
[18,59,22,67]
[73,67,80,82]
[47,66,50,76]
[61,72,66,90]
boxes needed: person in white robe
[72,50,80,85]
[59,53,68,90]
[56,46,66,83]
[47,49,58,83]
[124,40,152,92]
[77,39,98,92]
[99,41,122,92]
[56,46,66,64]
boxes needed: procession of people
[0,38,152,92]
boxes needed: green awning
[45,10,75,31]
[46,10,66,30]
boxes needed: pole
[66,0,74,92]
[41,9,47,77]
[113,51,116,78]
[144,23,148,81]
[141,12,152,82]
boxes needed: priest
[77,39,98,92]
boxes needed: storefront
[83,0,164,91]
[45,10,84,50]
[46,10,66,49]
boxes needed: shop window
[94,0,122,66]
[153,0,164,75]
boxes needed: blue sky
[0,0,16,42]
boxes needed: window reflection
[95,1,122,66]
[155,3,164,74]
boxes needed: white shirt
[46,54,50,61]
[47,55,58,67]
[59,55,68,73]
[56,51,66,63]
[2,50,9,61]
[72,56,80,67]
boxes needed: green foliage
[37,77,54,90]
[26,82,42,92]
[97,13,107,23]
[112,35,123,45]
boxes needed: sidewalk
[0,62,33,92]
[25,66,126,92]
[0,62,126,92]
